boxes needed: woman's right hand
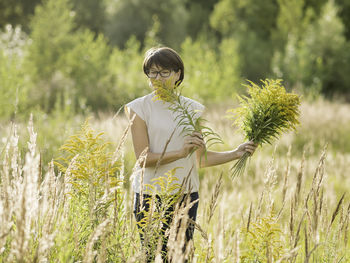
[180,132,205,158]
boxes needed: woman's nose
[155,73,162,80]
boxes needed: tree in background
[272,0,350,97]
[210,0,279,82]
[181,36,241,102]
[70,0,106,35]
[0,0,105,36]
[0,25,29,120]
[335,0,350,40]
[0,0,42,31]
[104,0,188,49]
[25,0,77,112]
[26,0,117,113]
[185,0,218,40]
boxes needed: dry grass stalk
[112,113,135,165]
[141,195,156,259]
[289,197,295,247]
[301,147,328,244]
[132,146,148,207]
[276,197,286,221]
[255,190,265,221]
[311,189,319,240]
[255,154,277,219]
[35,161,63,262]
[10,124,21,178]
[266,241,272,263]
[154,237,163,263]
[0,142,13,252]
[246,202,253,232]
[329,193,346,228]
[304,228,320,263]
[319,188,324,220]
[7,119,41,262]
[192,219,208,241]
[154,127,176,176]
[275,247,299,263]
[343,203,350,246]
[167,196,195,263]
[294,150,305,208]
[83,218,111,263]
[62,154,77,214]
[293,211,306,249]
[214,206,225,262]
[282,145,291,204]
[207,173,222,224]
[233,231,240,263]
[96,231,108,263]
[313,146,327,196]
[304,222,309,261]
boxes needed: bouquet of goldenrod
[227,79,301,178]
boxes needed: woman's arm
[128,110,204,168]
[194,132,257,168]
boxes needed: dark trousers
[133,192,199,262]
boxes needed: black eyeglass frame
[146,69,172,78]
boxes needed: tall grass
[0,99,349,262]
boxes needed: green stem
[231,152,251,179]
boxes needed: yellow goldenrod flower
[227,79,301,178]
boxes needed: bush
[107,37,147,108]
[104,0,188,50]
[209,0,278,82]
[26,0,119,113]
[272,1,350,98]
[0,25,30,121]
[180,37,242,102]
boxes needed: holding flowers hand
[235,141,258,159]
[181,132,206,158]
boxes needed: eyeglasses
[147,69,171,78]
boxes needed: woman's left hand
[235,140,258,158]
[181,131,206,157]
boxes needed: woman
[125,46,257,262]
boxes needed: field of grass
[0,98,349,262]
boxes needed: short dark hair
[143,47,184,86]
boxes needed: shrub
[26,0,118,113]
[0,25,29,120]
[181,37,242,103]
[272,0,350,98]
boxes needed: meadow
[2,0,350,261]
[0,98,349,262]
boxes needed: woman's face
[148,64,181,89]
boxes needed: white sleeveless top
[125,92,205,194]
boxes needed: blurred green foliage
[210,0,279,82]
[0,0,350,121]
[0,0,42,31]
[104,0,188,49]
[0,25,29,120]
[181,37,241,101]
[272,1,350,97]
[25,0,115,112]
[335,0,350,40]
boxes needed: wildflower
[227,79,301,178]
[152,78,222,149]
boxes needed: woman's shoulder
[124,93,154,119]
[126,93,154,106]
[180,96,205,111]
